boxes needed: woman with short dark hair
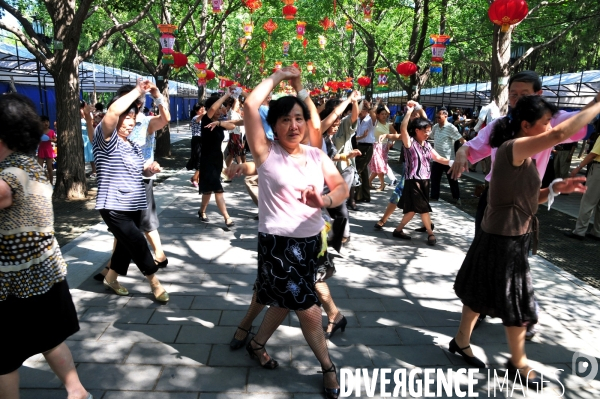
[0,94,92,399]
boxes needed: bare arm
[321,155,349,207]
[289,74,321,148]
[83,104,94,142]
[101,78,148,140]
[0,180,13,209]
[207,90,231,120]
[431,148,450,165]
[146,83,171,134]
[570,150,599,177]
[321,98,351,133]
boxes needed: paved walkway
[20,169,600,398]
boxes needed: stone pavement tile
[345,286,406,299]
[206,273,257,286]
[208,344,291,367]
[226,284,260,297]
[327,327,402,347]
[200,394,290,399]
[80,307,155,324]
[247,367,323,393]
[125,295,194,310]
[149,309,222,326]
[68,322,110,341]
[156,270,206,284]
[99,323,181,343]
[103,392,199,399]
[417,309,461,327]
[355,311,426,328]
[395,326,457,346]
[378,297,422,312]
[211,247,257,265]
[288,310,358,329]
[333,298,386,312]
[233,263,262,274]
[219,309,267,326]
[76,364,162,390]
[173,263,237,275]
[293,344,373,368]
[156,366,247,392]
[416,299,464,313]
[18,363,61,388]
[166,282,229,296]
[66,340,133,363]
[191,295,252,310]
[126,343,211,366]
[176,326,236,344]
[368,345,453,368]
[21,390,104,399]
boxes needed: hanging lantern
[158,24,177,64]
[429,34,451,67]
[306,62,314,74]
[282,41,290,57]
[212,0,223,13]
[431,44,447,62]
[239,37,247,48]
[260,41,267,52]
[327,81,339,91]
[318,35,327,50]
[273,61,283,72]
[302,38,308,52]
[345,20,353,32]
[205,70,216,81]
[244,0,262,13]
[263,18,278,39]
[430,62,443,73]
[194,62,207,85]
[296,21,307,40]
[488,0,528,33]
[319,16,335,31]
[291,62,300,71]
[246,56,252,65]
[357,76,371,87]
[243,22,254,40]
[396,61,418,78]
[362,1,374,22]
[375,67,390,91]
[172,52,188,71]
[282,0,297,20]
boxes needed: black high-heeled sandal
[319,363,340,399]
[198,211,209,222]
[504,360,548,388]
[154,258,168,268]
[246,338,278,369]
[324,315,347,339]
[230,326,253,350]
[448,338,486,368]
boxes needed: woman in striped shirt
[92,79,169,303]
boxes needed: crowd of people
[1,68,600,398]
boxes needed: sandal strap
[319,363,337,374]
[236,326,252,334]
[249,338,265,351]
[460,344,471,351]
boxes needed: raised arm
[207,89,232,119]
[101,78,148,140]
[382,104,414,148]
[289,73,321,148]
[146,82,171,134]
[83,103,94,142]
[321,97,352,133]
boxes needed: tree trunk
[491,25,511,113]
[53,57,87,199]
[154,74,172,157]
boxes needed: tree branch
[0,0,52,59]
[72,0,96,30]
[178,0,204,30]
[79,0,157,61]
[525,0,571,20]
[85,4,101,20]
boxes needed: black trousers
[355,143,374,201]
[99,209,159,277]
[430,162,460,200]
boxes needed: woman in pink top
[241,67,347,399]
[37,115,56,183]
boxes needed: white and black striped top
[92,124,147,211]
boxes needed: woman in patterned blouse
[0,94,92,398]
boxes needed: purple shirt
[465,110,587,181]
[403,138,433,180]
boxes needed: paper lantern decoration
[362,1,374,22]
[212,0,223,13]
[327,81,339,91]
[205,70,216,81]
[282,0,297,20]
[296,21,307,40]
[158,24,177,64]
[282,41,290,57]
[273,61,283,72]
[239,37,247,48]
[306,62,315,74]
[319,16,335,31]
[345,20,353,32]
[318,35,327,50]
[396,61,417,78]
[194,62,207,85]
[172,52,188,71]
[243,22,254,40]
[488,0,528,33]
[244,0,262,13]
[260,41,267,52]
[291,62,300,72]
[219,77,235,88]
[430,62,443,73]
[357,76,371,87]
[263,19,278,39]
[429,34,451,70]
[375,67,390,91]
[246,56,252,65]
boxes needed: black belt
[358,142,374,145]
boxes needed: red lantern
[205,70,216,81]
[357,76,371,87]
[263,19,278,38]
[319,16,335,31]
[303,38,308,51]
[488,0,528,33]
[396,61,417,78]
[172,52,188,69]
[327,81,339,91]
[282,0,297,20]
[362,1,374,22]
[244,0,262,13]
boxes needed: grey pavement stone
[219,309,266,326]
[68,322,110,341]
[327,326,402,346]
[333,298,387,312]
[18,363,62,388]
[247,367,323,393]
[355,311,426,328]
[126,343,211,366]
[200,394,289,399]
[149,309,222,326]
[76,364,162,390]
[66,340,133,363]
[208,344,291,367]
[293,344,373,369]
[104,393,199,399]
[191,295,252,310]
[80,307,155,324]
[176,326,237,344]
[99,323,181,343]
[368,345,454,368]
[156,366,247,392]
[21,390,104,399]
[125,295,194,310]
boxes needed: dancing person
[37,115,56,184]
[368,101,397,191]
[0,94,92,399]
[379,103,451,245]
[93,102,105,128]
[92,79,169,303]
[225,90,246,168]
[451,95,598,386]
[198,89,237,227]
[355,100,376,203]
[187,102,205,188]
[241,67,346,398]
[80,102,97,178]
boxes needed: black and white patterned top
[92,124,147,211]
[191,115,202,137]
[0,153,67,300]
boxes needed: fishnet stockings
[234,291,265,340]
[315,282,343,334]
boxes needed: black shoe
[154,258,168,268]
[448,338,486,368]
[426,234,436,246]
[414,223,435,233]
[246,338,278,369]
[253,215,259,220]
[586,233,600,241]
[348,202,359,211]
[374,221,385,230]
[563,231,584,241]
[225,217,235,227]
[473,314,486,330]
[392,230,411,240]
[319,363,340,399]
[230,326,253,350]
[324,315,347,339]
[504,360,548,389]
[198,211,209,222]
